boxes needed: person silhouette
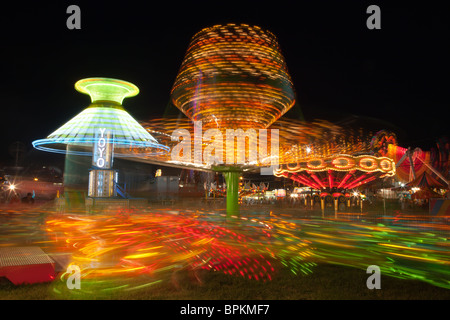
[21,192,35,204]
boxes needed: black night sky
[1,1,448,166]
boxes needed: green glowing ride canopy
[32,78,169,156]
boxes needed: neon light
[75,78,139,104]
[275,155,395,175]
[359,157,377,170]
[32,138,168,156]
[32,82,169,156]
[337,170,355,189]
[93,127,113,169]
[309,172,327,189]
[332,156,355,170]
[328,170,334,189]
[345,174,368,189]
[307,159,326,170]
[348,175,377,189]
[379,159,392,171]
[171,23,295,130]
[289,173,321,190]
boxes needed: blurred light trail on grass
[0,207,448,296]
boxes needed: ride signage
[92,128,113,169]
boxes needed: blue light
[32,138,169,156]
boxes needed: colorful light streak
[372,130,449,185]
[171,23,296,130]
[75,78,139,104]
[1,207,448,296]
[32,78,169,157]
[275,154,395,192]
[139,117,373,171]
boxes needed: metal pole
[214,166,242,216]
[224,171,240,216]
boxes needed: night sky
[1,1,448,166]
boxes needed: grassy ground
[1,262,449,300]
[1,202,447,300]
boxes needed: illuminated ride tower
[33,78,169,201]
[170,23,296,215]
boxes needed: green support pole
[213,166,241,216]
[224,171,240,216]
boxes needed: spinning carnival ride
[274,153,396,210]
[32,78,169,199]
[31,25,416,215]
[142,23,298,214]
[373,131,449,187]
[140,24,398,214]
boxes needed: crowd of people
[399,197,429,210]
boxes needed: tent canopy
[406,172,446,189]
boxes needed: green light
[33,77,169,156]
[47,107,159,146]
[75,78,139,104]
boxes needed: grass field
[1,202,448,301]
[1,262,449,300]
